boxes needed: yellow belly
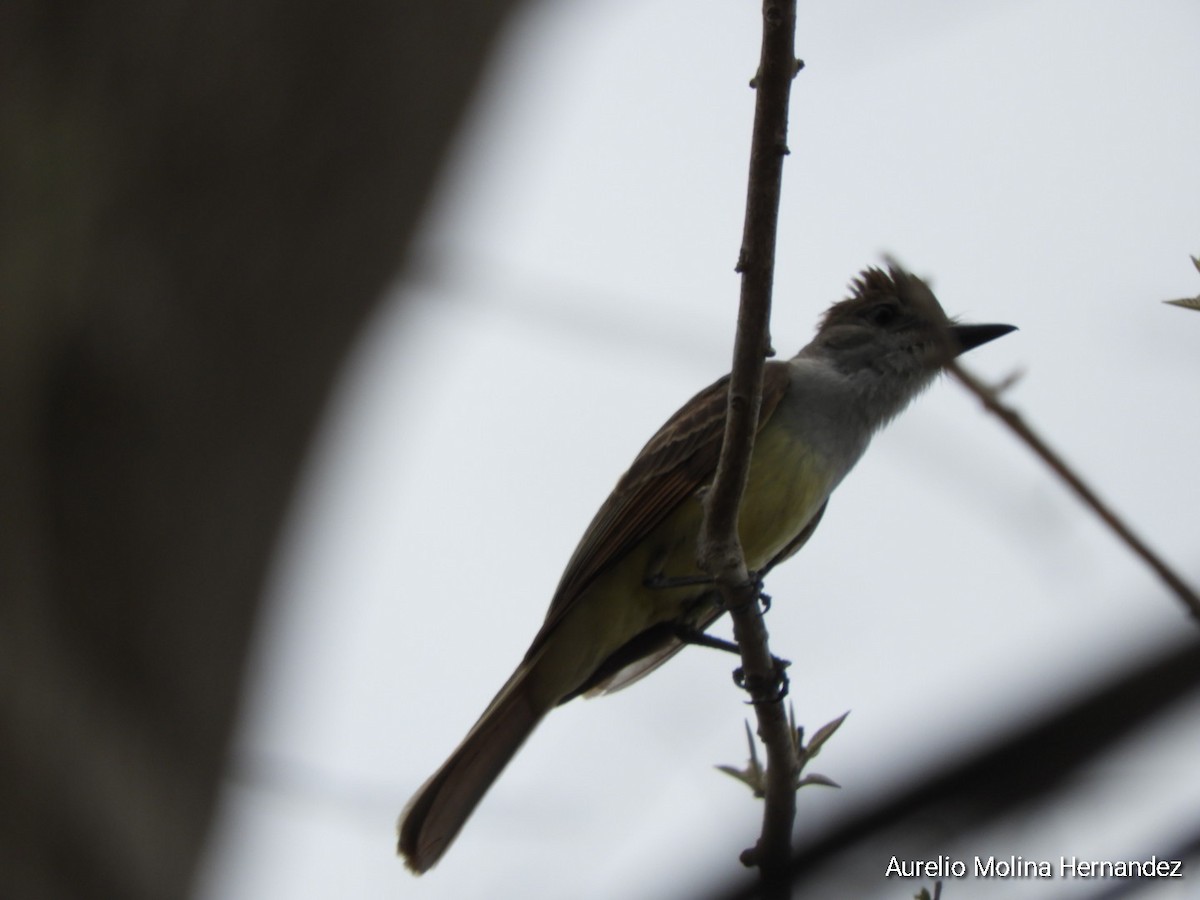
[525,414,837,707]
[738,417,835,569]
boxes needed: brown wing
[525,361,792,660]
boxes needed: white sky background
[196,2,1200,898]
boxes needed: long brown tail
[398,666,550,873]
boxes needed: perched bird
[399,263,1014,872]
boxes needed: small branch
[948,361,1200,624]
[697,0,801,894]
[716,709,847,795]
[1163,253,1200,310]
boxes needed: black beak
[949,322,1017,356]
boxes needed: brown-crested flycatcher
[399,263,1015,872]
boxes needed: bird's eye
[866,303,898,326]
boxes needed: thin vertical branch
[697,0,801,894]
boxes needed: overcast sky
[196,2,1200,898]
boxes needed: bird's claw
[732,655,791,704]
[750,571,772,613]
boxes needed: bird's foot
[669,624,740,656]
[713,570,771,613]
[733,655,791,704]
[750,571,772,613]
[643,572,715,591]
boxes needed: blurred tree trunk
[0,2,519,897]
